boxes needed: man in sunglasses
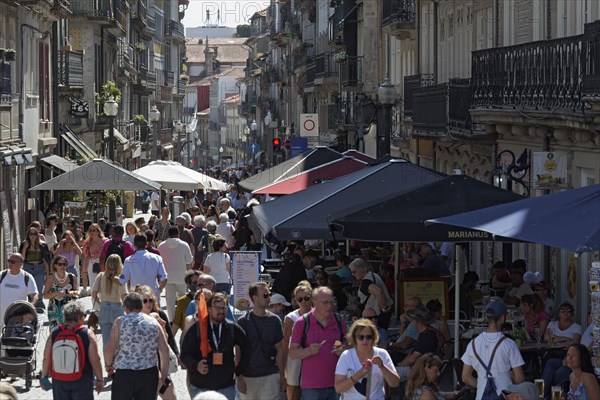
[0,253,38,330]
[236,282,285,400]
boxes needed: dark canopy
[428,183,600,252]
[331,175,525,242]
[251,159,444,240]
[238,146,343,192]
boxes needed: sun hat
[406,304,436,325]
[269,293,291,307]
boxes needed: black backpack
[105,239,125,264]
[300,312,344,348]
[471,335,507,400]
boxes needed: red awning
[252,157,368,195]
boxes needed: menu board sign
[231,251,261,311]
[399,278,449,317]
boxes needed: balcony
[117,41,134,73]
[315,53,338,82]
[71,0,127,36]
[413,78,472,135]
[0,62,11,108]
[340,56,362,88]
[51,0,72,18]
[329,0,358,47]
[471,22,600,113]
[131,0,147,29]
[57,51,84,89]
[166,20,185,43]
[382,0,416,40]
[143,13,157,38]
[135,67,157,92]
[165,70,175,86]
[177,80,186,95]
[158,86,173,104]
[403,73,435,118]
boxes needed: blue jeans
[190,384,236,400]
[542,357,571,398]
[302,387,337,400]
[23,263,46,310]
[99,301,123,349]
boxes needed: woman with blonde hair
[134,285,179,400]
[335,318,399,399]
[92,254,127,349]
[405,353,459,400]
[54,230,83,282]
[283,281,313,400]
[82,223,108,296]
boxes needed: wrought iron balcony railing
[57,50,84,88]
[145,13,157,35]
[165,70,175,86]
[131,0,147,28]
[413,79,472,134]
[0,62,11,106]
[472,22,600,112]
[382,0,416,29]
[70,0,127,35]
[177,79,186,95]
[117,41,133,71]
[340,56,362,87]
[166,20,185,42]
[315,53,338,79]
[403,73,434,118]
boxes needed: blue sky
[182,0,271,28]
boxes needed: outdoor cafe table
[518,342,566,377]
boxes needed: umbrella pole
[454,244,461,358]
[394,242,399,319]
[346,240,350,256]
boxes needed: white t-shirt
[335,347,395,400]
[461,332,524,400]
[547,320,582,339]
[0,270,39,330]
[157,238,193,284]
[203,251,231,284]
[150,191,160,211]
[507,282,533,299]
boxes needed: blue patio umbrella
[427,184,600,253]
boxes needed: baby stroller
[0,300,39,390]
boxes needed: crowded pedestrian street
[1,1,600,400]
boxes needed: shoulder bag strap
[472,335,507,377]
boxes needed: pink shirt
[99,237,136,264]
[290,309,346,389]
[524,310,550,337]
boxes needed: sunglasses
[364,316,377,320]
[8,259,21,264]
[56,262,68,266]
[143,298,154,304]
[559,308,572,313]
[356,334,374,341]
[262,292,272,299]
[296,296,311,303]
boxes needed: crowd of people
[1,187,599,400]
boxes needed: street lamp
[250,120,257,165]
[174,121,183,164]
[104,96,118,162]
[219,146,224,168]
[149,105,161,160]
[264,111,272,166]
[377,76,396,158]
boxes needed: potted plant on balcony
[4,49,16,62]
[135,42,146,52]
[180,73,189,83]
[0,49,5,60]
[95,81,121,124]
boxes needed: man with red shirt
[288,287,346,400]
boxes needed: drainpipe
[433,0,438,80]
[52,22,60,156]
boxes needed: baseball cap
[485,299,507,317]
[503,382,539,400]
[269,293,291,307]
